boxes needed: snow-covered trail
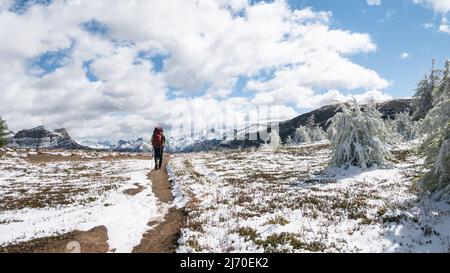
[0,153,169,253]
[133,155,185,253]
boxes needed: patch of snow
[169,143,450,253]
[167,157,189,209]
[0,156,167,253]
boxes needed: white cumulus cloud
[0,0,391,141]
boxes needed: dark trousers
[154,146,164,169]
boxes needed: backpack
[152,128,164,147]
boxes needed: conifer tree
[412,60,441,120]
[268,130,281,149]
[294,126,311,144]
[419,60,450,199]
[306,114,316,128]
[328,100,391,169]
[285,135,293,146]
[0,117,8,148]
[309,126,327,142]
[391,111,421,141]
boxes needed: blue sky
[103,0,449,100]
[291,0,449,98]
[0,0,449,140]
[241,0,449,99]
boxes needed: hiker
[151,127,166,170]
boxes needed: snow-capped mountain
[8,126,88,150]
[164,131,227,153]
[114,138,153,153]
[80,140,114,150]
[80,138,152,153]
[82,135,223,153]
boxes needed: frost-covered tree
[0,117,8,148]
[309,126,327,142]
[383,117,400,144]
[419,60,450,199]
[294,126,310,144]
[327,125,337,141]
[306,114,316,128]
[390,111,421,141]
[412,74,433,120]
[412,60,441,120]
[267,130,281,149]
[285,135,293,146]
[328,100,391,169]
[293,125,326,144]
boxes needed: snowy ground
[168,142,450,253]
[0,149,166,253]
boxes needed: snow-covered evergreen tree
[267,130,281,149]
[383,117,401,144]
[309,126,327,142]
[0,117,8,148]
[294,126,311,144]
[391,111,421,141]
[327,124,337,141]
[419,60,450,200]
[285,135,293,146]
[293,125,326,144]
[306,114,316,128]
[412,60,441,120]
[412,74,433,120]
[328,100,391,169]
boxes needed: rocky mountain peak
[8,126,88,150]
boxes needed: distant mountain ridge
[81,138,153,153]
[80,140,114,150]
[113,138,153,153]
[83,136,223,153]
[7,99,412,153]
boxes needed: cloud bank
[0,0,391,141]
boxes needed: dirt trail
[133,155,185,253]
